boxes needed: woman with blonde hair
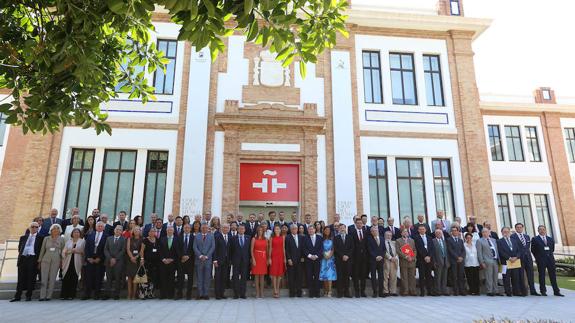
[38,224,65,301]
[63,215,83,241]
[61,228,85,299]
[126,226,145,299]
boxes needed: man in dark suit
[40,208,62,236]
[383,217,400,240]
[83,222,107,299]
[304,226,323,298]
[159,226,179,299]
[531,225,563,297]
[230,224,251,298]
[99,214,114,236]
[446,225,466,296]
[334,223,353,298]
[498,227,525,296]
[174,216,184,238]
[152,218,165,239]
[511,223,538,296]
[350,217,368,297]
[267,211,278,229]
[368,216,385,236]
[288,211,301,228]
[285,223,305,297]
[302,213,314,235]
[112,211,129,231]
[483,221,499,239]
[178,223,195,299]
[10,222,44,302]
[415,214,432,238]
[414,224,435,296]
[143,213,158,237]
[367,226,386,297]
[162,213,176,238]
[214,223,231,299]
[245,213,259,237]
[328,213,341,236]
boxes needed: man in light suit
[383,217,400,240]
[431,228,450,296]
[103,225,126,300]
[446,225,466,296]
[477,228,501,296]
[531,225,563,297]
[430,210,450,233]
[382,230,398,296]
[194,223,215,300]
[512,223,539,296]
[41,208,62,236]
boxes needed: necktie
[168,237,173,249]
[224,234,228,244]
[359,230,363,241]
[294,235,298,248]
[506,238,512,250]
[342,234,345,244]
[519,234,526,246]
[487,239,496,258]
[439,239,445,257]
[114,237,118,244]
[202,234,206,242]
[312,235,315,246]
[543,236,547,245]
[376,237,380,246]
[185,235,189,249]
[388,241,394,256]
[440,220,443,227]
[240,235,244,247]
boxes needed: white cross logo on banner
[252,170,287,194]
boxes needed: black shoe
[506,294,512,297]
[554,293,564,297]
[45,298,51,301]
[38,298,45,302]
[487,293,494,296]
[113,296,120,300]
[541,292,547,296]
[233,296,239,299]
[240,296,247,299]
[372,294,378,298]
[9,298,21,302]
[531,292,540,296]
[216,296,222,300]
[195,296,202,300]
[221,296,227,299]
[186,296,191,300]
[81,296,89,300]
[361,292,367,298]
[203,296,210,300]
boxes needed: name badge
[152,248,157,253]
[133,250,139,255]
[49,247,55,252]
[544,246,550,251]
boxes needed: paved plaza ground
[0,289,573,323]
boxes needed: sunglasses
[31,226,39,228]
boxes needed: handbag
[133,264,148,284]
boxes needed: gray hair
[49,223,62,234]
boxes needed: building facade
[0,0,574,250]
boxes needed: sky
[465,0,575,98]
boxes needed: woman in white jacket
[60,228,85,300]
[63,215,83,241]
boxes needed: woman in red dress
[251,225,268,298]
[269,225,286,298]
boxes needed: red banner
[239,163,299,202]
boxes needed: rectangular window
[423,55,444,106]
[362,51,383,104]
[488,125,504,161]
[396,158,426,224]
[153,39,178,95]
[0,113,6,146]
[432,159,455,221]
[115,39,145,92]
[99,150,137,217]
[525,126,542,162]
[542,89,551,100]
[64,149,95,219]
[143,151,169,223]
[513,194,535,237]
[368,157,389,219]
[497,193,512,229]
[564,128,575,163]
[505,126,525,161]
[390,53,417,105]
[534,194,554,238]
[450,0,461,15]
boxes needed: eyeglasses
[31,226,39,228]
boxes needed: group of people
[10,207,564,302]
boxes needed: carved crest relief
[253,50,291,87]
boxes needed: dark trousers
[159,262,176,299]
[84,263,105,298]
[232,263,250,297]
[503,268,524,296]
[417,262,434,295]
[61,267,79,299]
[14,256,38,299]
[370,260,384,296]
[146,262,160,296]
[177,260,194,298]
[287,260,303,297]
[521,255,537,294]
[464,266,480,295]
[352,256,368,296]
[537,260,560,294]
[450,262,466,295]
[335,259,351,297]
[306,259,321,297]
[214,261,230,298]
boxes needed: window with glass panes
[525,126,541,162]
[64,149,95,219]
[396,159,426,223]
[115,39,145,92]
[153,40,178,95]
[368,157,389,219]
[432,159,455,221]
[143,151,169,222]
[0,113,6,146]
[505,126,524,161]
[534,194,554,238]
[497,193,512,229]
[362,51,383,104]
[513,194,535,237]
[488,125,504,161]
[450,0,461,15]
[390,53,417,105]
[564,128,575,163]
[423,55,444,106]
[99,150,137,217]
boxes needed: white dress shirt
[464,242,479,267]
[22,233,37,256]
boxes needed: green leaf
[244,0,254,14]
[246,20,259,42]
[106,0,125,14]
[202,0,216,16]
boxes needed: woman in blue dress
[319,226,337,297]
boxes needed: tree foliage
[0,0,348,134]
